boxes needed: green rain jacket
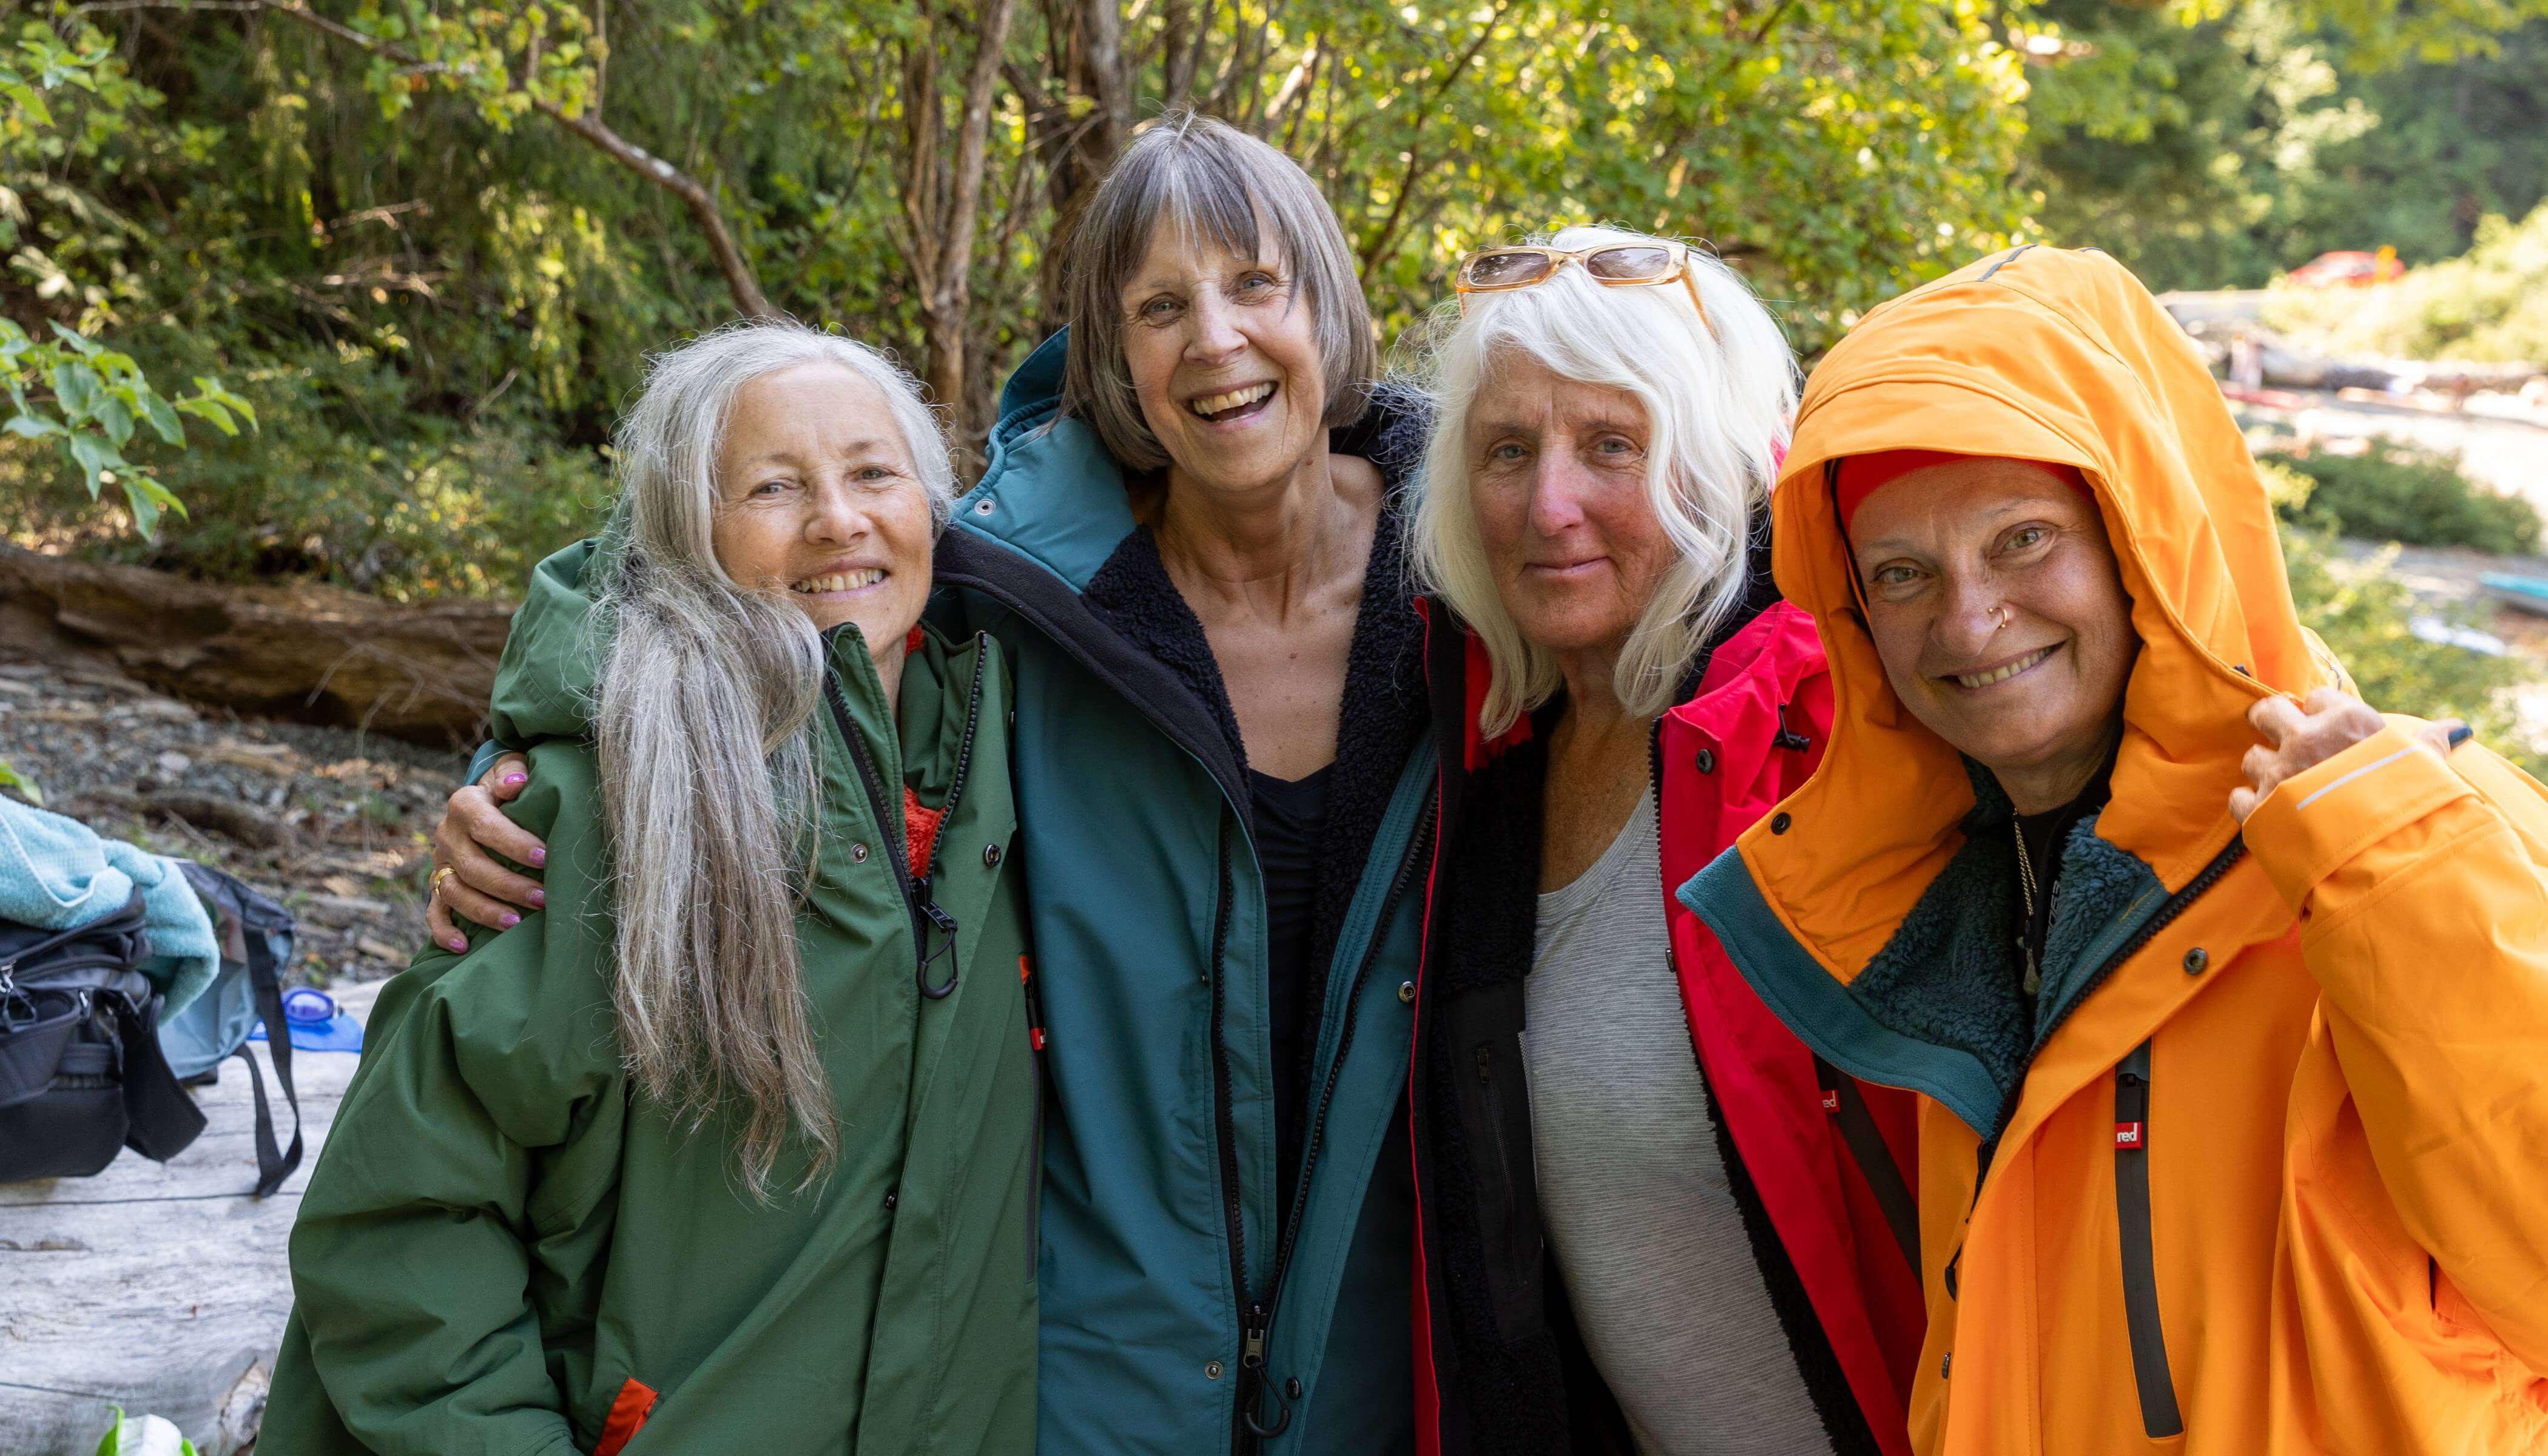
[928,334,1438,1455]
[261,541,1039,1456]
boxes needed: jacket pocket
[1444,980,1546,1343]
[2114,1039,2185,1439]
[594,1377,658,1456]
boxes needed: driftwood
[0,545,510,747]
[0,980,380,1456]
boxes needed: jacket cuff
[2243,720,2469,914]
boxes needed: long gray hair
[591,318,954,1199]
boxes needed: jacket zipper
[2112,1038,2182,1437]
[1256,794,1440,1340]
[1203,817,1266,1450]
[1975,834,2247,1183]
[1023,956,1047,1287]
[820,632,989,993]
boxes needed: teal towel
[0,795,218,1016]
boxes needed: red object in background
[2288,248,2405,289]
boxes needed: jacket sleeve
[2242,720,2548,1372]
[287,766,625,1455]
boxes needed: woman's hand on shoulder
[2231,686,2466,823]
[425,752,549,950]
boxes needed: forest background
[0,0,2541,602]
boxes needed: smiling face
[1849,457,2138,812]
[1466,350,1676,662]
[1116,219,1329,499]
[708,361,935,676]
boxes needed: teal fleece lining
[1680,848,2007,1134]
[1679,770,2166,1139]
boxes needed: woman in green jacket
[261,321,1039,1455]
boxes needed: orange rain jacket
[1677,245,2548,1455]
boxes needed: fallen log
[0,545,510,747]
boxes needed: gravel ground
[0,644,469,986]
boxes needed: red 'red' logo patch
[2114,1121,2146,1150]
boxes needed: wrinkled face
[1117,221,1328,495]
[709,362,935,673]
[1466,350,1677,658]
[1850,458,2138,799]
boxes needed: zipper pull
[1242,1302,1270,1370]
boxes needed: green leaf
[172,396,237,436]
[67,432,114,499]
[94,393,132,447]
[46,321,101,357]
[120,473,184,537]
[140,393,183,446]
[1,758,41,807]
[50,361,99,418]
[4,413,62,439]
[94,1404,123,1456]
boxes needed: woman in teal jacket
[268,323,1037,1454]
[429,114,1433,1454]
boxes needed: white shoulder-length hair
[1408,225,1798,736]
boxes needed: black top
[1252,763,1333,1218]
[2011,749,2118,1007]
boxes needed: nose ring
[1993,605,2010,632]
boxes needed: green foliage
[0,22,249,538]
[2270,443,2541,553]
[2260,199,2548,362]
[2281,523,2547,775]
[3,0,2036,597]
[2020,3,2548,289]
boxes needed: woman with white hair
[1405,228,1924,1455]
[261,321,1040,1454]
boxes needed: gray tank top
[1523,786,1836,1456]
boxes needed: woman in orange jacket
[1677,243,2548,1454]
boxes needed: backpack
[157,861,303,1196]
[0,888,207,1181]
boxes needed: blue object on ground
[248,986,364,1053]
[0,795,218,1014]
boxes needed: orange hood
[1680,246,2341,1134]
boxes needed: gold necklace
[2013,824,2043,996]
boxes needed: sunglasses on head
[1452,240,1711,329]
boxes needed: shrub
[2282,522,2548,779]
[2262,200,2548,365]
[2268,444,2541,554]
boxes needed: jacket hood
[1693,246,2341,1132]
[488,538,608,744]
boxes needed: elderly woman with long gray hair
[261,321,1040,1455]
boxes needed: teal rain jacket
[928,333,1438,1455]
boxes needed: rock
[155,751,192,777]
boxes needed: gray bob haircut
[1060,110,1377,471]
[590,317,950,1201]
[1409,225,1799,736]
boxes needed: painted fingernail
[528,888,547,906]
[447,937,467,951]
[528,848,547,866]
[502,774,527,787]
[499,912,520,928]
[2447,724,2473,749]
